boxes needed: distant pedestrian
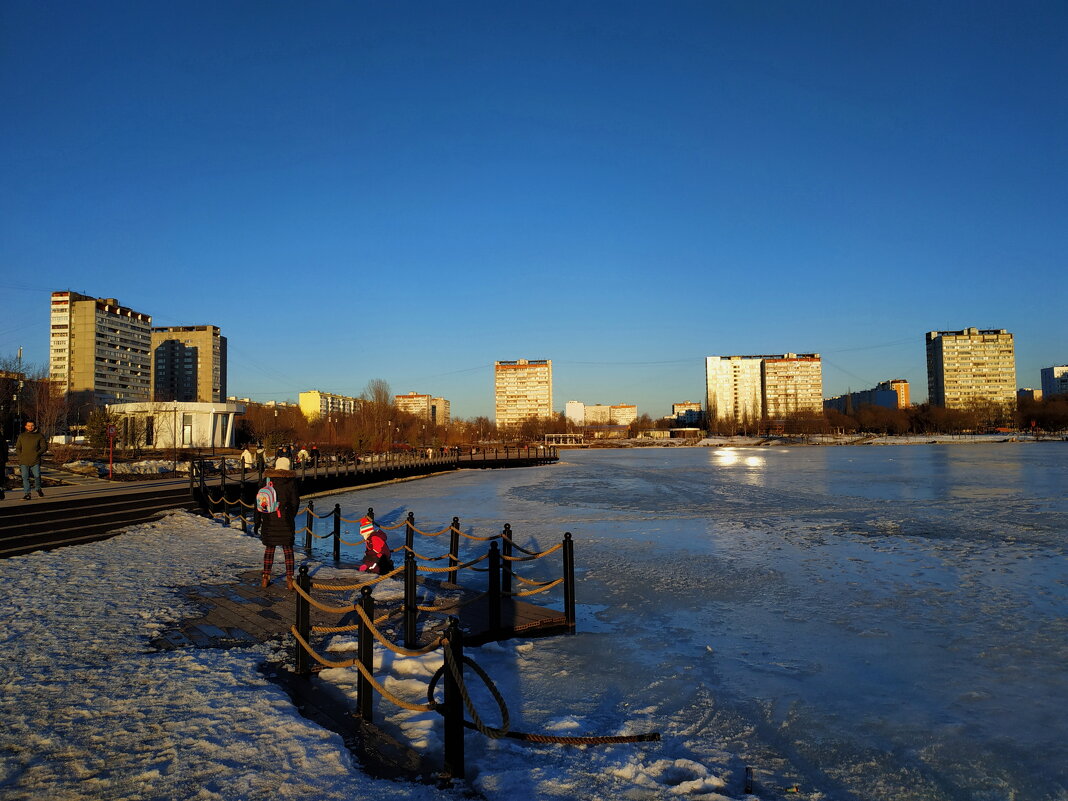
[255,444,265,471]
[255,456,299,590]
[310,444,319,467]
[296,446,310,467]
[0,431,8,500]
[240,447,255,469]
[15,420,47,500]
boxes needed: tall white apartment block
[1041,366,1068,398]
[762,353,823,417]
[564,400,585,426]
[584,404,611,424]
[49,291,152,407]
[494,359,552,429]
[926,328,1016,409]
[705,356,763,423]
[610,404,638,426]
[395,392,432,419]
[431,397,451,425]
[298,390,362,421]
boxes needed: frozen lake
[321,443,1068,800]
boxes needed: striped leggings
[263,545,294,577]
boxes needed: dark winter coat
[15,430,46,466]
[256,468,299,547]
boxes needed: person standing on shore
[255,455,299,589]
[15,420,46,501]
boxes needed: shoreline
[561,433,1063,449]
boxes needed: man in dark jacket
[15,420,47,500]
[255,456,299,589]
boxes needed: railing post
[404,550,418,650]
[332,504,341,563]
[448,516,460,585]
[305,500,314,553]
[501,524,513,596]
[241,461,246,486]
[295,565,311,676]
[405,511,415,552]
[357,585,374,722]
[563,532,576,634]
[488,540,501,636]
[442,617,465,781]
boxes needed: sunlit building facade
[926,328,1016,409]
[494,359,552,429]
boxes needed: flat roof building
[926,328,1016,409]
[494,359,552,429]
[395,392,452,425]
[1041,366,1068,398]
[298,390,363,422]
[49,291,152,409]
[152,325,227,403]
[762,354,823,418]
[705,356,763,424]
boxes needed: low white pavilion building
[106,401,246,450]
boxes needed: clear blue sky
[2,1,1065,418]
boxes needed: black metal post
[296,565,311,676]
[367,507,375,524]
[501,523,513,596]
[488,540,501,636]
[447,516,460,585]
[442,617,465,781]
[405,511,415,552]
[563,532,576,634]
[404,549,417,649]
[357,586,374,722]
[332,503,341,563]
[305,500,314,552]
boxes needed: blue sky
[2,1,1065,418]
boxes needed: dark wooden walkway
[152,568,568,651]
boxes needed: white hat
[275,456,291,470]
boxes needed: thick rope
[289,627,436,713]
[309,565,404,591]
[416,553,490,573]
[502,542,563,561]
[395,545,455,562]
[502,571,560,587]
[451,526,502,542]
[502,579,564,597]
[432,647,510,739]
[409,523,453,537]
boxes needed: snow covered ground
[0,511,720,801]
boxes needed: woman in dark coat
[256,456,299,589]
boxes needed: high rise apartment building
[395,392,452,425]
[298,390,363,421]
[762,354,823,417]
[494,359,552,429]
[825,379,910,414]
[926,328,1016,409]
[49,291,152,408]
[706,353,823,421]
[151,325,227,403]
[704,356,764,423]
[1041,366,1068,398]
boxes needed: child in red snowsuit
[358,516,394,574]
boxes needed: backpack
[256,480,281,517]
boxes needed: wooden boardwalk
[152,568,568,651]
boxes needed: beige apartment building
[151,325,227,403]
[49,291,152,409]
[494,359,552,429]
[705,355,763,423]
[298,390,363,422]
[395,392,452,425]
[762,354,823,417]
[926,328,1016,409]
